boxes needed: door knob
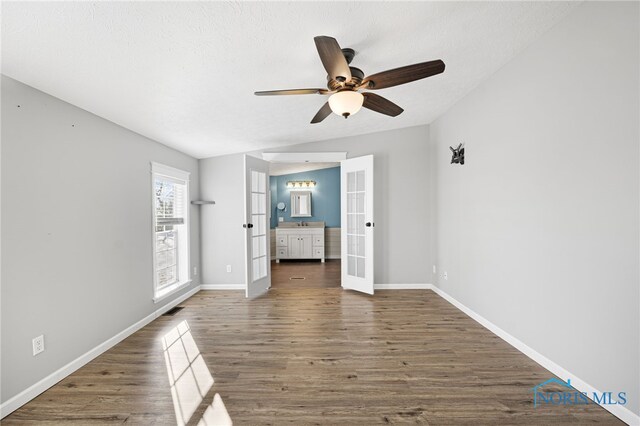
[243,223,254,229]
[366,222,374,227]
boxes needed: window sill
[153,280,192,304]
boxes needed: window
[151,162,190,301]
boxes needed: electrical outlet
[433,265,436,274]
[278,217,284,223]
[32,335,44,356]
[226,265,232,273]
[443,271,448,280]
[193,266,198,276]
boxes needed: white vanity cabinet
[276,225,325,262]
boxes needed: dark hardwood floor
[271,259,340,289]
[3,288,622,425]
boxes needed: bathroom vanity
[275,222,325,263]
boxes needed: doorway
[268,161,341,289]
[244,153,375,297]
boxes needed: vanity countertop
[277,221,325,228]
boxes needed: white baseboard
[200,284,245,290]
[374,283,432,290]
[429,285,639,425]
[0,285,201,419]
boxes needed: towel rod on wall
[191,200,216,205]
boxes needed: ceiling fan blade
[255,88,328,96]
[311,102,333,124]
[362,60,445,90]
[314,36,352,82]
[362,93,404,117]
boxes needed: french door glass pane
[252,214,265,236]
[348,255,356,276]
[356,193,365,213]
[347,171,356,192]
[356,257,365,278]
[253,258,260,281]
[356,170,365,191]
[358,215,365,234]
[251,170,259,193]
[356,236,365,257]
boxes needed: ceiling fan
[255,36,445,124]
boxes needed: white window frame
[151,162,191,303]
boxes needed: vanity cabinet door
[300,235,313,258]
[288,235,300,258]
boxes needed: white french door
[244,155,271,298]
[340,155,374,294]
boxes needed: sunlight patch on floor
[198,393,233,426]
[162,320,215,425]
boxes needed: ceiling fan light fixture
[255,35,445,124]
[328,91,364,118]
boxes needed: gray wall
[1,76,201,404]
[199,153,246,285]
[431,2,639,416]
[200,125,434,285]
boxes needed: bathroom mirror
[291,191,312,217]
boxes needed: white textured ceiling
[2,1,578,159]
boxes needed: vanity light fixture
[286,181,316,189]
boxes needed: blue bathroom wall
[270,167,341,228]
